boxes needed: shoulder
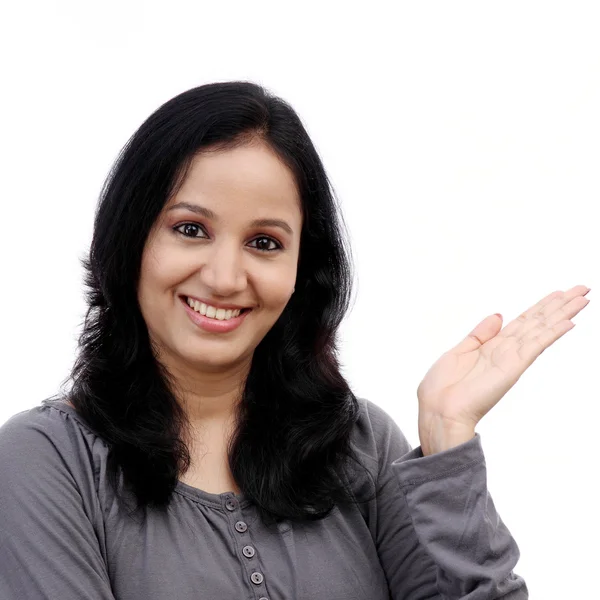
[0,397,109,502]
[0,397,106,453]
[351,396,413,473]
[0,401,117,597]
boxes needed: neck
[159,351,252,425]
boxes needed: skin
[139,142,591,467]
[136,140,302,491]
[95,138,590,489]
[417,284,591,455]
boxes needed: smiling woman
[138,142,303,376]
[0,81,529,599]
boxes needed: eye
[174,223,207,238]
[248,236,282,253]
[173,223,282,253]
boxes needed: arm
[0,408,117,599]
[366,400,528,599]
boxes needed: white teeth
[186,298,242,320]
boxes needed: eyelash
[173,222,283,253]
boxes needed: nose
[197,241,247,296]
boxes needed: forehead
[167,142,302,220]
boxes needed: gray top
[0,396,528,599]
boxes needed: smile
[184,296,248,321]
[180,296,252,334]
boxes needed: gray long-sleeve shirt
[0,396,528,599]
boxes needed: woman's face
[138,141,302,374]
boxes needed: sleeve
[364,399,529,600]
[0,407,117,600]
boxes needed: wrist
[418,414,476,456]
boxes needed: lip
[180,296,251,333]
[180,294,251,311]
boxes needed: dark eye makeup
[172,222,283,253]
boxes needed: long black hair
[56,81,373,527]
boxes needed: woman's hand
[417,284,591,455]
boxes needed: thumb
[450,313,503,354]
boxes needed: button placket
[224,494,269,598]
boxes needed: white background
[1,1,598,596]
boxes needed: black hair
[55,81,374,527]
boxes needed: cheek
[262,289,296,317]
[259,256,298,292]
[140,245,188,292]
[256,272,296,307]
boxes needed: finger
[499,285,589,340]
[534,285,590,324]
[522,294,590,343]
[449,314,503,355]
[518,319,575,368]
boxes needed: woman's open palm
[417,284,591,431]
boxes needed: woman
[0,81,589,599]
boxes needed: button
[251,572,264,585]
[225,498,237,511]
[242,545,255,558]
[235,521,248,533]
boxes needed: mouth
[179,295,253,333]
[179,295,252,320]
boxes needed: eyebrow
[166,202,294,236]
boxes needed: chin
[184,347,251,370]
